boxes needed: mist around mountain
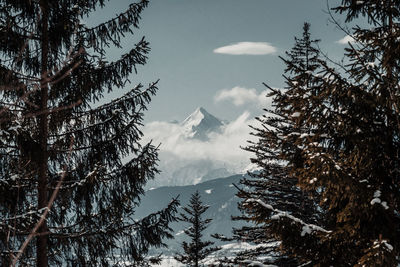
[143,107,257,188]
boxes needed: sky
[91,0,349,123]
[89,0,356,183]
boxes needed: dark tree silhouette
[220,22,322,266]
[175,191,220,267]
[235,1,400,266]
[0,0,178,266]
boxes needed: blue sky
[92,0,349,122]
[87,0,361,183]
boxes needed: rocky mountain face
[181,107,224,141]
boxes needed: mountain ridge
[136,174,248,256]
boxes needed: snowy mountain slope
[135,174,248,257]
[146,156,236,188]
[181,107,224,140]
[153,241,277,267]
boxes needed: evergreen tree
[225,22,322,266]
[0,1,179,266]
[239,2,400,266]
[175,191,220,267]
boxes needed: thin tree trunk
[37,1,49,266]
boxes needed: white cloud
[213,42,277,55]
[142,112,262,186]
[214,86,272,108]
[336,35,355,44]
[144,111,256,162]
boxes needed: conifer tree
[175,191,220,267]
[225,22,322,266]
[0,1,179,266]
[238,2,400,266]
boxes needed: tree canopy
[175,191,220,267]
[0,0,178,266]
[236,1,400,265]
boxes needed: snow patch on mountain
[220,202,228,210]
[205,189,213,194]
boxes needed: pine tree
[226,22,322,266]
[0,1,179,266]
[174,191,220,267]
[238,1,400,266]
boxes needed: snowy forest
[1,0,400,266]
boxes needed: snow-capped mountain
[143,107,253,188]
[181,107,224,141]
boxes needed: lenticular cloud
[213,42,277,55]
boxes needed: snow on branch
[1,207,50,222]
[246,198,331,236]
[372,239,393,252]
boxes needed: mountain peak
[196,106,207,113]
[188,107,210,119]
[181,107,223,140]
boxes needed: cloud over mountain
[214,86,272,108]
[213,42,277,55]
[142,108,260,186]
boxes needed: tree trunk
[37,1,49,266]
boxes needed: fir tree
[0,1,179,266]
[175,191,220,267]
[238,2,400,266]
[225,22,322,266]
